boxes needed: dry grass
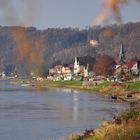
[66,106,140,140]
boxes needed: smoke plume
[0,0,43,76]
[95,0,130,25]
[0,0,39,26]
[94,0,140,38]
[0,0,20,25]
[12,27,44,75]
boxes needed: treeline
[0,22,140,76]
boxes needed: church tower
[74,57,80,74]
[119,43,125,64]
[84,64,89,77]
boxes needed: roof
[54,65,62,69]
[69,64,74,68]
[127,61,136,69]
[136,60,140,69]
[115,65,121,69]
[136,60,140,64]
[63,64,69,67]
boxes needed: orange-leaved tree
[94,55,116,77]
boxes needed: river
[0,80,128,140]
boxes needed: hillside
[0,22,140,76]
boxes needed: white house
[64,73,72,81]
[131,60,140,75]
[2,72,6,78]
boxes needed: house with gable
[129,60,140,75]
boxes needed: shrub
[123,109,139,122]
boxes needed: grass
[27,80,140,96]
[90,81,140,95]
[30,80,83,88]
[92,82,110,91]
[124,81,140,91]
[66,105,140,140]
[123,108,140,122]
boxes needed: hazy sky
[0,0,140,29]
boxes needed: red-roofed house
[127,61,135,69]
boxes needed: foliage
[94,55,116,77]
[1,22,140,76]
[123,108,140,122]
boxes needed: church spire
[74,57,78,65]
[74,57,80,74]
[119,43,125,64]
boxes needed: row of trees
[0,22,140,76]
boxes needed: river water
[0,80,128,140]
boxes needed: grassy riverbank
[65,105,140,140]
[28,80,140,140]
[92,81,140,95]
[29,80,83,89]
[27,80,140,95]
[19,80,140,139]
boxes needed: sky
[0,0,140,30]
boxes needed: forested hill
[0,22,140,76]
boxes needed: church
[48,57,89,81]
[73,57,89,77]
[115,43,140,79]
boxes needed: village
[46,44,140,82]
[0,1,140,140]
[0,44,140,84]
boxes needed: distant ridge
[0,22,140,75]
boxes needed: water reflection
[0,80,129,140]
[72,93,79,121]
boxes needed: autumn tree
[94,55,116,77]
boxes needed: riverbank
[0,80,130,140]
[65,105,140,140]
[19,80,140,91]
[12,79,140,139]
[24,80,140,140]
[15,79,140,103]
[20,80,140,100]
